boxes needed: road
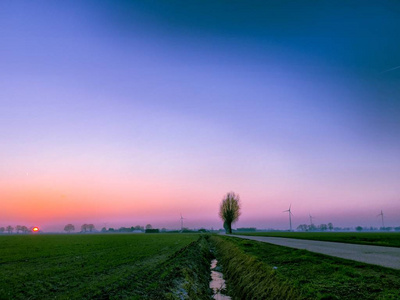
[229,234,400,270]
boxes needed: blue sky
[1,1,399,231]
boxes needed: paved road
[229,235,400,270]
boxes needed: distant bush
[145,229,160,233]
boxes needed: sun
[32,227,39,232]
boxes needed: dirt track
[230,235,400,270]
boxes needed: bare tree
[21,226,29,233]
[297,224,308,231]
[81,224,88,233]
[64,224,75,233]
[219,192,241,234]
[145,224,152,230]
[134,225,144,231]
[319,224,328,231]
[6,225,14,234]
[87,224,95,232]
[0,227,5,233]
[16,225,22,233]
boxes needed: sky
[1,1,399,232]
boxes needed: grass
[214,235,400,299]
[0,233,212,299]
[234,231,400,247]
[4,232,398,299]
[210,235,302,300]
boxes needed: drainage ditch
[209,259,231,300]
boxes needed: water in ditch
[209,259,231,300]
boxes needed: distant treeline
[0,225,30,234]
[236,227,257,232]
[0,224,211,234]
[101,225,145,233]
[64,224,209,234]
[296,223,400,232]
[4,223,397,234]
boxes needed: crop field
[3,232,400,300]
[0,233,212,300]
[212,235,400,300]
[234,231,400,247]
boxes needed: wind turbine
[283,204,293,231]
[180,213,185,231]
[377,210,384,228]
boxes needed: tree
[81,224,88,233]
[0,227,5,233]
[87,224,95,232]
[308,224,317,231]
[145,224,152,230]
[21,226,29,233]
[64,224,75,233]
[134,225,144,231]
[219,191,241,234]
[16,225,22,233]
[356,226,363,232]
[319,224,328,231]
[297,224,308,231]
[328,223,333,231]
[6,225,14,234]
[118,227,131,232]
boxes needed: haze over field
[1,1,399,232]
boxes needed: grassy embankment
[0,233,212,299]
[211,235,400,300]
[234,231,400,247]
[210,235,302,300]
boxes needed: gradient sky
[1,1,399,231]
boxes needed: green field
[212,235,400,300]
[2,232,400,299]
[234,231,400,247]
[0,233,211,300]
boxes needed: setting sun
[32,227,39,232]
